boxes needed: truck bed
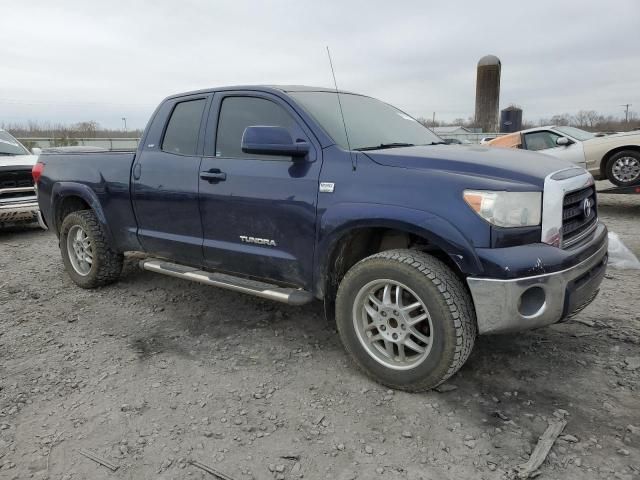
[37,150,140,252]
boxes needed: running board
[139,258,314,306]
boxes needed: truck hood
[363,145,577,188]
[0,154,38,169]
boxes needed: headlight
[463,190,542,227]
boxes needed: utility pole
[621,104,632,123]
[122,117,127,132]
[432,112,436,127]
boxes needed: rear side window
[216,96,294,159]
[162,98,206,155]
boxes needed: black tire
[605,150,640,186]
[60,210,123,288]
[335,249,476,392]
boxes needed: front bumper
[467,233,608,335]
[0,200,46,229]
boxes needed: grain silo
[500,105,523,133]
[474,55,501,133]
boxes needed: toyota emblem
[582,197,593,218]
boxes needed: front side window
[524,131,561,151]
[289,91,442,150]
[216,96,294,159]
[162,98,206,156]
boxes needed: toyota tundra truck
[34,86,608,391]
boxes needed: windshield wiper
[0,152,18,156]
[355,143,415,151]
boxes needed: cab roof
[165,85,360,101]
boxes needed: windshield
[289,91,442,150]
[0,131,29,155]
[554,126,595,142]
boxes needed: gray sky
[1,0,638,130]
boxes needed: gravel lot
[1,181,639,480]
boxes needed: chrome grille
[0,169,36,203]
[562,185,597,248]
[0,170,33,189]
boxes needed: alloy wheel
[352,279,433,370]
[66,225,93,276]
[612,156,640,183]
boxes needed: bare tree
[573,111,586,127]
[549,113,573,126]
[74,121,100,138]
[417,117,442,128]
[582,110,603,128]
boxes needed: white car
[488,126,640,186]
[0,129,45,228]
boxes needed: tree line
[1,120,143,139]
[418,109,640,132]
[4,110,639,138]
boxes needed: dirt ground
[1,181,639,480]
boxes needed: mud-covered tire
[60,210,123,288]
[335,249,476,392]
[605,150,640,186]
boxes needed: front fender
[50,182,113,243]
[314,202,485,294]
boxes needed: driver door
[523,130,586,168]
[198,92,323,288]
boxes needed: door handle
[133,163,141,180]
[200,169,227,182]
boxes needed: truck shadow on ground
[117,255,640,443]
[121,260,593,383]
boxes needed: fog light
[518,286,546,317]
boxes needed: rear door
[132,94,210,263]
[198,91,322,288]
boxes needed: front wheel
[335,249,477,392]
[60,210,123,288]
[606,150,640,186]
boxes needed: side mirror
[241,126,309,158]
[32,147,42,155]
[556,137,571,146]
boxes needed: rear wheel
[606,150,640,186]
[60,210,123,288]
[335,249,476,392]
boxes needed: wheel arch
[600,145,640,178]
[315,204,484,322]
[51,182,114,245]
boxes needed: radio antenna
[326,46,356,170]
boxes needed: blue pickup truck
[34,86,608,391]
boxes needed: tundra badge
[319,182,335,193]
[240,236,277,247]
